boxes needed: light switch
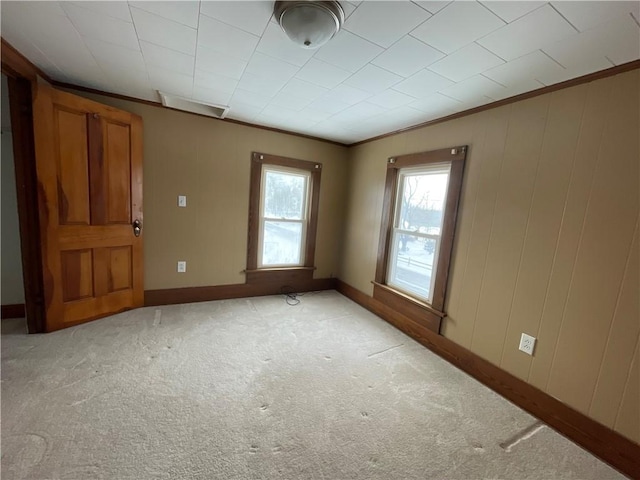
[178,195,187,207]
[177,261,186,273]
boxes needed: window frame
[257,165,311,268]
[374,146,467,332]
[246,152,321,283]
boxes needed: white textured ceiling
[2,1,639,144]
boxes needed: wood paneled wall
[340,69,639,443]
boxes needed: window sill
[245,267,314,286]
[244,266,315,274]
[372,281,444,333]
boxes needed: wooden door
[32,84,143,332]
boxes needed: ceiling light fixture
[274,1,345,50]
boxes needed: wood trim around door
[1,38,53,83]
[335,279,640,479]
[6,76,46,333]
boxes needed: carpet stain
[360,411,369,418]
[70,393,97,407]
[260,404,269,411]
[324,355,332,360]
[263,358,272,363]
[271,446,282,454]
[500,421,545,452]
[153,309,162,327]
[367,343,404,358]
[249,445,259,454]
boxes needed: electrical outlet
[178,195,187,207]
[177,261,186,273]
[519,333,536,356]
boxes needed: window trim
[374,146,467,329]
[247,152,321,280]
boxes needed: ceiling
[2,1,639,145]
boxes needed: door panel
[64,290,133,324]
[60,249,93,302]
[105,121,131,224]
[33,84,143,331]
[55,108,90,225]
[108,246,133,292]
[92,248,111,297]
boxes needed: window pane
[262,221,303,266]
[388,233,438,301]
[397,169,449,235]
[264,170,307,220]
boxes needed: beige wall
[67,90,349,290]
[1,74,25,305]
[340,69,639,443]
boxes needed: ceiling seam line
[547,3,580,33]
[540,49,568,70]
[130,5,199,31]
[61,6,115,93]
[190,1,202,99]
[199,9,269,38]
[127,1,153,91]
[474,1,508,26]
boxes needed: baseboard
[145,277,337,306]
[1,303,26,319]
[335,280,640,479]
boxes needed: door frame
[2,39,52,333]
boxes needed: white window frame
[387,163,451,304]
[257,165,311,268]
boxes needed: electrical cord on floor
[280,285,305,306]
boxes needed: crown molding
[350,60,640,147]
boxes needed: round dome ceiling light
[274,1,345,50]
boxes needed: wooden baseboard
[145,277,336,306]
[335,280,640,479]
[1,304,26,319]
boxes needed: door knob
[133,219,142,237]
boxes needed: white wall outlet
[177,261,186,273]
[519,333,536,356]
[178,195,187,207]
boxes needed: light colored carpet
[1,290,625,480]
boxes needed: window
[259,166,310,267]
[387,163,451,303]
[246,152,321,283]
[374,146,466,332]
